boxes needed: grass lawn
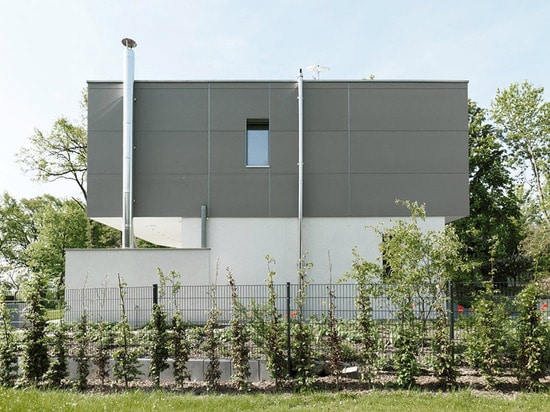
[1,388,550,412]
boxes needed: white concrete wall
[66,216,444,289]
[205,216,444,285]
[65,248,210,289]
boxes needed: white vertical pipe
[122,38,136,248]
[297,69,304,270]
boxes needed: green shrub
[514,282,550,389]
[227,270,250,390]
[0,297,18,387]
[465,282,509,387]
[21,273,49,386]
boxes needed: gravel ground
[75,367,548,396]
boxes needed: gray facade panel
[350,173,468,217]
[87,174,122,217]
[270,131,298,174]
[87,80,468,220]
[135,131,208,174]
[270,173,298,216]
[133,174,208,217]
[303,87,348,131]
[134,86,208,131]
[209,173,269,217]
[87,131,122,174]
[304,131,348,174]
[209,131,246,173]
[210,86,269,131]
[350,131,467,174]
[350,86,467,131]
[87,84,123,132]
[303,173,349,216]
[269,87,298,132]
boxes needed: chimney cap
[121,38,137,49]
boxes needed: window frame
[245,119,270,168]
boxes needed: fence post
[448,280,454,341]
[286,282,291,377]
[153,284,158,306]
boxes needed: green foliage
[45,322,69,387]
[21,273,49,386]
[17,115,88,202]
[25,199,89,300]
[492,81,550,225]
[324,278,343,387]
[452,100,528,284]
[249,256,287,389]
[371,200,470,387]
[342,249,379,384]
[91,321,113,386]
[0,289,18,387]
[148,303,170,388]
[112,275,141,388]
[74,313,90,390]
[465,282,510,386]
[227,269,250,390]
[203,280,221,391]
[514,282,550,389]
[431,301,457,386]
[393,304,420,388]
[0,194,90,301]
[292,258,314,391]
[171,310,191,388]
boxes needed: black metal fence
[8,281,544,340]
[61,282,450,326]
[4,280,550,383]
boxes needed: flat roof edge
[87,79,469,84]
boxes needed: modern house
[65,74,468,293]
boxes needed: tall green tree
[491,81,550,224]
[25,198,89,298]
[0,194,90,298]
[17,91,88,205]
[491,81,550,277]
[452,101,528,284]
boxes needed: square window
[246,119,269,167]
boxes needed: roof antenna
[306,64,330,80]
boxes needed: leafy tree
[324,257,343,388]
[45,322,69,388]
[0,284,18,386]
[514,281,550,389]
[17,113,87,204]
[227,269,250,391]
[376,201,470,387]
[452,101,528,284]
[491,81,550,225]
[292,258,314,391]
[464,281,509,387]
[74,313,90,390]
[249,256,287,390]
[112,275,141,388]
[0,193,43,286]
[203,281,221,392]
[25,198,89,299]
[342,250,379,385]
[21,273,50,385]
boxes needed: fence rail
[7,281,539,331]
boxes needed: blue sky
[1,0,549,199]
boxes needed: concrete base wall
[66,216,444,288]
[65,358,272,383]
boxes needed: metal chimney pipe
[297,69,304,271]
[121,38,137,248]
